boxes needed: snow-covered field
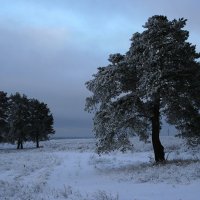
[0,136,200,200]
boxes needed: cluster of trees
[85,15,200,162]
[0,91,54,149]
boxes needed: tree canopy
[85,15,200,162]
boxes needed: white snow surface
[0,136,200,200]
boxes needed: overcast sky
[0,0,199,138]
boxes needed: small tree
[7,93,30,149]
[85,15,200,162]
[28,99,55,148]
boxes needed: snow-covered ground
[0,136,200,200]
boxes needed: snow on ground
[0,136,200,200]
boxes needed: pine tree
[0,91,9,142]
[85,15,200,162]
[7,93,30,149]
[28,99,54,148]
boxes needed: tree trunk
[36,135,39,148]
[151,96,165,162]
[17,139,23,149]
[20,141,23,149]
[17,139,20,149]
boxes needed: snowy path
[0,138,200,200]
[47,151,200,200]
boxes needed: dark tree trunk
[36,135,39,148]
[151,96,165,162]
[17,139,20,149]
[17,139,23,149]
[20,141,23,149]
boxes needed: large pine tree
[85,15,200,162]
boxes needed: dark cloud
[0,0,199,137]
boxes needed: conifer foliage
[85,15,200,162]
[0,91,9,142]
[0,92,54,148]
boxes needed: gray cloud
[0,0,199,137]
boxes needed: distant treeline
[0,91,55,149]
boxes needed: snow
[0,136,200,200]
